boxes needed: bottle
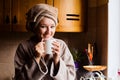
[88,43,93,65]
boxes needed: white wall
[108,0,120,79]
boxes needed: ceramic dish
[83,65,107,71]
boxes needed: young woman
[14,4,76,80]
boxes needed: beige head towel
[26,4,58,32]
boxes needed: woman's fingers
[52,41,60,53]
[35,41,45,57]
[52,41,60,64]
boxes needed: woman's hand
[52,41,60,65]
[35,40,45,63]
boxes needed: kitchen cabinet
[12,0,47,32]
[0,0,87,32]
[0,0,46,32]
[0,0,11,31]
[54,0,87,32]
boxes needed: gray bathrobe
[14,36,76,80]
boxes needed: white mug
[45,39,55,54]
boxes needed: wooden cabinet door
[0,0,11,31]
[0,0,86,32]
[54,0,87,32]
[12,0,46,32]
[0,0,46,32]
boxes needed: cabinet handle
[66,14,80,21]
[66,14,79,17]
[12,16,17,24]
[66,18,79,21]
[5,15,10,24]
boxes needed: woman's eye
[40,25,47,28]
[39,25,55,29]
[51,26,55,28]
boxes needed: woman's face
[36,17,56,40]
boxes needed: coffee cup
[45,39,55,54]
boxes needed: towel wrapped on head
[26,4,58,32]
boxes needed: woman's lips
[42,36,52,40]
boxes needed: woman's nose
[46,27,51,33]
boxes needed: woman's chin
[43,37,53,40]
